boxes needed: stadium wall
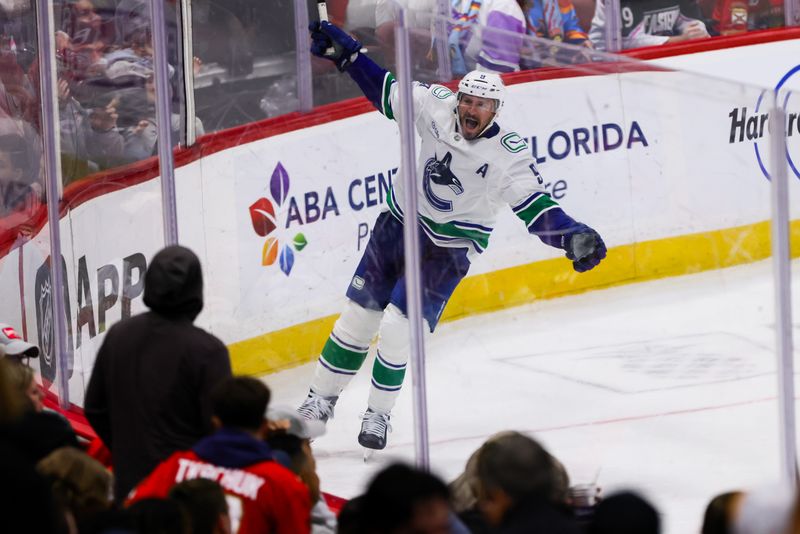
[1,31,799,406]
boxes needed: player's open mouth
[464,117,479,129]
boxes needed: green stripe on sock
[372,357,406,387]
[321,338,368,371]
[515,194,559,227]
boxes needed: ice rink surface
[264,259,799,534]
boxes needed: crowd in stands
[0,243,799,534]
[0,0,196,223]
[0,0,791,225]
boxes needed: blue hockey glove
[563,224,606,273]
[309,21,362,72]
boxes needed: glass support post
[295,0,314,112]
[180,0,197,146]
[36,0,70,409]
[769,102,797,486]
[604,0,622,53]
[394,4,431,471]
[435,0,453,81]
[149,0,180,245]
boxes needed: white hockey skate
[358,408,391,462]
[297,391,338,423]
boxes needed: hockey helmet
[457,70,505,116]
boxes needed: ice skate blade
[363,448,376,462]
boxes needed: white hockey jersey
[379,74,561,258]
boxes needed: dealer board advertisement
[1,44,798,406]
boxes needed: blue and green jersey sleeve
[346,54,397,120]
[511,191,579,249]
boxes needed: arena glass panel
[45,0,170,407]
[0,0,61,402]
[415,11,785,533]
[190,0,311,132]
[249,8,788,532]
[782,78,800,467]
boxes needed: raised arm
[503,157,607,272]
[309,21,429,122]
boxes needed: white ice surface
[263,259,799,534]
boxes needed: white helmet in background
[457,70,506,117]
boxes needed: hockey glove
[309,21,362,72]
[563,224,606,273]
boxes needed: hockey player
[298,21,607,452]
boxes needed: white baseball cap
[267,405,326,440]
[0,324,39,358]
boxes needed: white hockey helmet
[457,70,506,116]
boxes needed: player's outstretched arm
[309,21,396,119]
[512,192,606,272]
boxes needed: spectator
[589,0,710,51]
[527,0,591,45]
[710,0,784,35]
[449,0,529,75]
[36,446,114,533]
[473,431,580,533]
[0,347,79,465]
[523,0,592,68]
[100,26,160,129]
[267,406,335,534]
[54,30,126,183]
[121,71,204,163]
[451,431,516,515]
[732,484,794,534]
[129,376,312,534]
[6,361,44,413]
[0,134,42,223]
[0,32,38,125]
[0,358,26,425]
[57,74,124,169]
[0,440,62,533]
[55,0,112,103]
[346,462,465,534]
[702,491,744,534]
[334,0,436,73]
[169,479,231,534]
[589,491,660,534]
[84,245,232,500]
[0,322,40,361]
[24,29,124,183]
[128,497,190,534]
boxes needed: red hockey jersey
[129,430,311,534]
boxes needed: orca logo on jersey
[423,152,464,212]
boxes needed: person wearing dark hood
[128,376,312,534]
[84,245,232,501]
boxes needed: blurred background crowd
[0,0,791,232]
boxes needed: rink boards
[1,37,799,406]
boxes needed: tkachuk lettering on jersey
[642,7,680,34]
[174,459,265,500]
